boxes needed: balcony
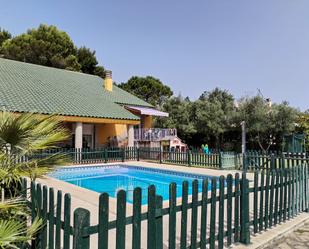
[134,128,177,141]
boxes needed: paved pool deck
[263,220,309,249]
[235,213,309,249]
[35,161,308,249]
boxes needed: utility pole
[241,121,246,154]
[241,121,247,171]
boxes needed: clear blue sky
[1,0,308,110]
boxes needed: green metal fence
[147,147,221,168]
[138,147,240,169]
[27,163,309,249]
[29,148,309,171]
[29,147,241,169]
[28,173,249,249]
[244,150,308,171]
[250,165,309,234]
[31,147,135,165]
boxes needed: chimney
[104,70,113,91]
[266,98,272,107]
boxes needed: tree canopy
[235,96,298,151]
[298,113,309,151]
[0,24,105,76]
[155,95,196,143]
[194,88,236,147]
[118,76,173,106]
[0,28,11,48]
[155,89,301,151]
[77,46,105,78]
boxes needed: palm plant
[0,111,70,248]
[0,198,42,249]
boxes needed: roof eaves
[5,109,140,121]
[115,102,154,108]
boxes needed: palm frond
[0,111,71,183]
[0,111,70,155]
[0,218,42,248]
[0,197,26,211]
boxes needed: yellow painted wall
[143,115,153,128]
[96,123,128,146]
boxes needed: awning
[125,105,169,117]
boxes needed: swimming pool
[50,165,218,204]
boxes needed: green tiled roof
[111,85,153,107]
[0,58,152,120]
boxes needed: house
[0,58,180,149]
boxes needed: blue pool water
[50,165,217,204]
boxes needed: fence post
[304,164,309,213]
[219,152,223,169]
[137,147,140,161]
[74,148,77,164]
[159,146,162,164]
[78,148,82,164]
[240,172,250,244]
[187,150,191,167]
[281,153,285,169]
[270,154,275,170]
[122,147,125,162]
[148,185,156,249]
[104,148,108,163]
[242,153,247,172]
[73,208,90,249]
[156,195,163,249]
[21,178,27,198]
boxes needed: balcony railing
[134,128,177,141]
